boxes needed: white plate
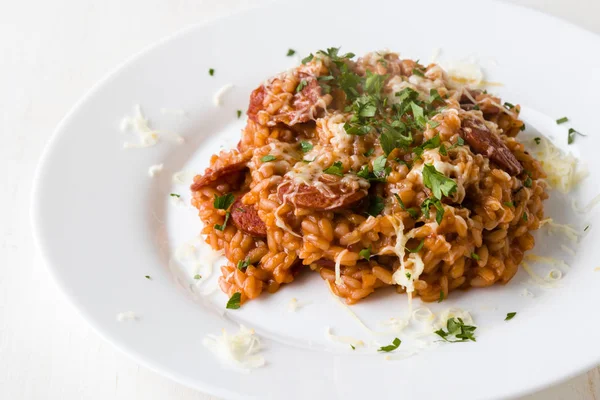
[31,0,600,399]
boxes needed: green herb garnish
[213,193,235,210]
[170,193,181,198]
[584,225,590,232]
[438,290,444,303]
[421,197,445,225]
[194,274,202,280]
[287,49,296,56]
[422,164,457,200]
[534,137,541,144]
[503,201,514,207]
[324,161,344,176]
[471,252,480,260]
[367,196,385,216]
[505,312,517,321]
[261,155,277,162]
[226,292,241,309]
[214,212,230,231]
[145,275,151,280]
[237,110,242,119]
[434,317,477,342]
[300,141,313,153]
[237,258,250,271]
[412,68,425,77]
[524,176,532,188]
[359,246,371,260]
[556,116,568,124]
[406,239,424,253]
[522,212,528,221]
[394,194,418,219]
[208,68,215,76]
[504,102,515,109]
[296,79,308,93]
[378,338,401,352]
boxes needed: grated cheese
[522,261,561,288]
[116,311,138,322]
[288,298,298,312]
[325,327,365,347]
[121,105,159,149]
[172,170,195,185]
[525,254,570,270]
[572,193,600,213]
[560,244,576,257]
[148,164,164,177]
[203,325,265,372]
[213,83,234,106]
[334,249,348,285]
[534,136,586,193]
[520,288,535,298]
[433,308,475,332]
[540,219,580,242]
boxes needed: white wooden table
[2,0,599,398]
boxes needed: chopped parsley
[170,193,181,198]
[394,194,419,219]
[226,292,242,309]
[301,53,314,64]
[364,147,375,157]
[406,272,412,279]
[213,193,235,210]
[438,290,444,303]
[145,275,151,280]
[367,196,385,216]
[296,79,308,93]
[522,212,528,221]
[378,337,401,352]
[534,137,541,145]
[208,68,215,76]
[505,312,517,321]
[412,68,425,77]
[584,225,590,232]
[300,141,313,153]
[471,252,480,261]
[194,274,202,280]
[504,102,515,109]
[422,164,457,200]
[568,128,586,145]
[350,344,356,350]
[355,155,391,182]
[503,201,514,207]
[323,161,344,176]
[556,116,569,124]
[524,176,532,188]
[261,155,277,162]
[406,239,424,253]
[421,197,445,225]
[434,317,477,342]
[359,246,371,260]
[237,110,242,119]
[286,49,296,56]
[214,212,230,231]
[237,258,250,271]
[413,135,441,158]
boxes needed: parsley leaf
[323,161,344,176]
[301,53,314,64]
[300,141,313,153]
[394,194,418,219]
[193,274,202,280]
[213,193,235,210]
[585,225,590,232]
[208,68,215,76]
[412,68,425,77]
[286,49,296,56]
[226,292,241,309]
[296,79,308,93]
[406,239,424,253]
[350,344,356,350]
[503,201,514,207]
[471,252,480,260]
[421,197,445,225]
[367,196,385,216]
[524,176,532,188]
[422,164,457,200]
[378,338,401,352]
[438,290,444,303]
[145,275,151,280]
[372,155,390,181]
[556,116,568,124]
[214,211,230,231]
[413,135,441,157]
[435,317,477,342]
[534,137,541,144]
[261,155,277,162]
[364,148,375,157]
[359,246,371,260]
[170,193,181,198]
[568,128,585,144]
[505,312,517,321]
[237,258,250,271]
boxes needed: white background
[2,0,600,398]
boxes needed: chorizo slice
[230,198,267,237]
[460,117,523,176]
[247,74,328,126]
[190,161,247,192]
[277,175,367,210]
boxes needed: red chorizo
[230,198,267,237]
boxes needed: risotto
[190,48,547,306]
